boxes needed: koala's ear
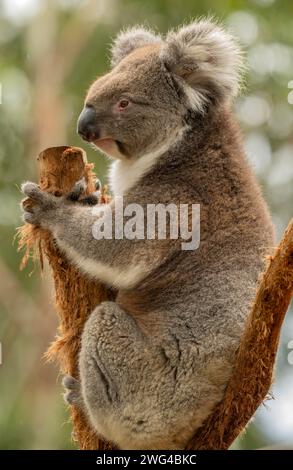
[161,19,244,111]
[110,26,161,67]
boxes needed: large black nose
[77,106,99,142]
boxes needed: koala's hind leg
[79,301,172,449]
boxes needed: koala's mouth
[94,138,128,158]
[94,137,115,147]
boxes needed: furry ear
[161,19,244,112]
[110,26,161,67]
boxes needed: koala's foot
[62,374,83,407]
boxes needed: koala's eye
[118,99,130,110]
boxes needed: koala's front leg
[21,180,104,246]
[21,180,114,265]
[21,182,160,289]
[20,179,100,226]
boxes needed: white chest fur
[108,127,188,196]
[109,151,160,196]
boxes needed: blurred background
[0,0,292,450]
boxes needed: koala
[21,19,275,449]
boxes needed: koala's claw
[66,178,87,202]
[21,181,39,196]
[62,375,82,406]
[66,178,100,206]
[80,192,100,206]
[22,210,39,225]
[62,375,80,389]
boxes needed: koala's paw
[66,178,101,206]
[21,181,58,227]
[62,375,83,406]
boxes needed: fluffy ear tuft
[161,19,244,112]
[110,26,161,67]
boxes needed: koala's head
[77,19,243,160]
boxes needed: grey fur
[21,19,274,450]
[110,26,161,68]
[161,19,244,110]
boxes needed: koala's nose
[77,106,99,142]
